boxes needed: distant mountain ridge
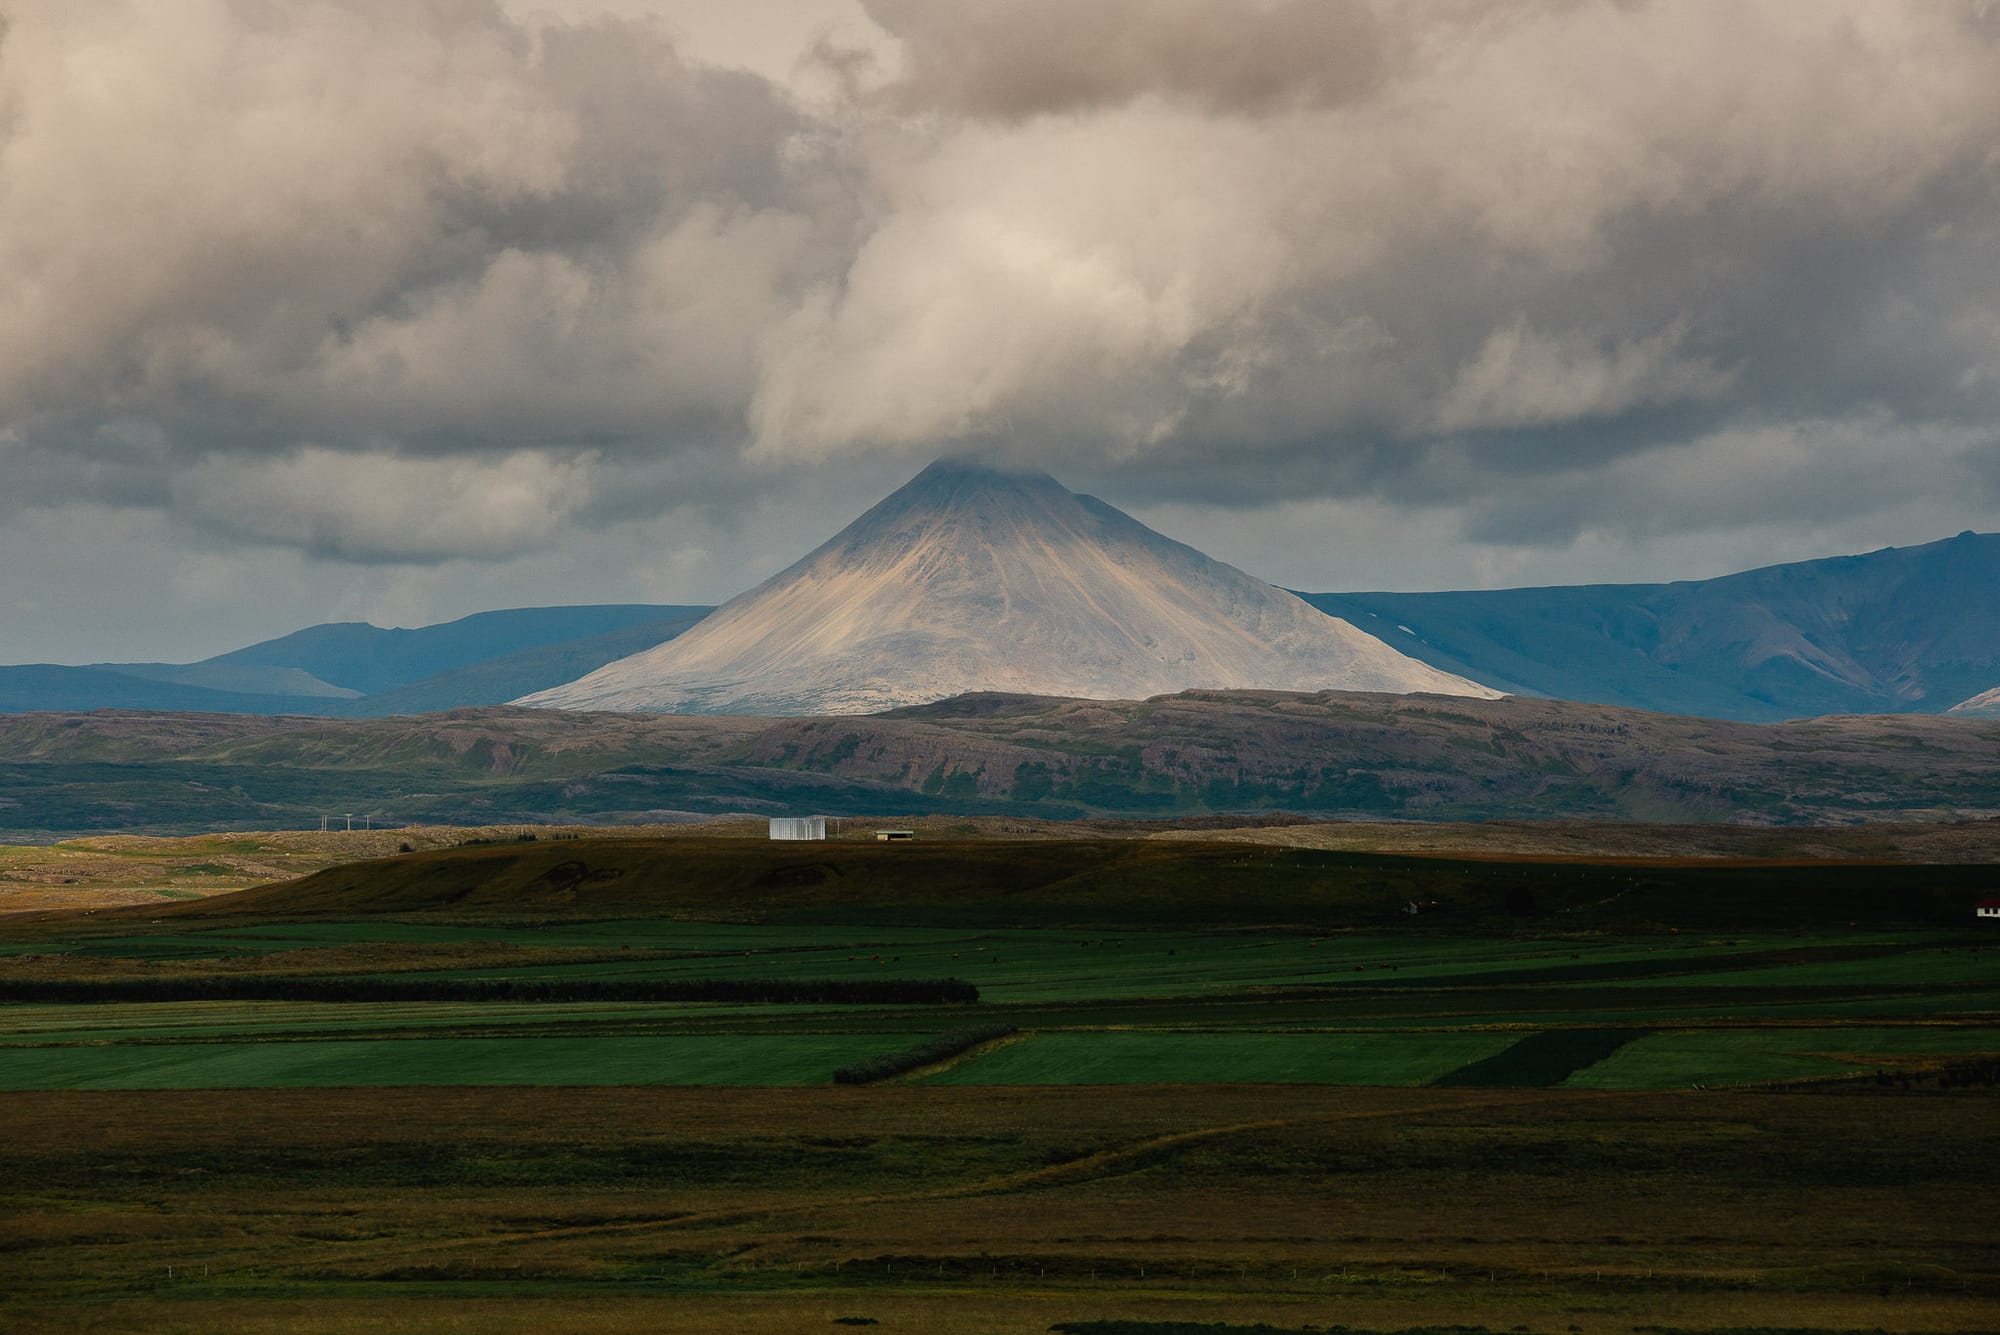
[7,504,1998,724]
[1300,529,2000,721]
[0,606,708,717]
[519,460,1494,714]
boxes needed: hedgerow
[0,977,978,1005]
[832,1023,1018,1084]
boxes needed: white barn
[769,816,827,841]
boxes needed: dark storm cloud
[2,0,1998,576]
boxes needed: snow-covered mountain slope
[520,460,1498,715]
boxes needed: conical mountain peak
[520,461,1499,714]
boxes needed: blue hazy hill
[208,604,700,695]
[0,605,710,717]
[1300,530,2000,721]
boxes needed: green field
[3,832,1998,1332]
[0,1032,916,1090]
[4,905,1995,1092]
[921,1031,1518,1085]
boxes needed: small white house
[1978,898,2000,920]
[769,816,827,841]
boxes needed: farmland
[1,829,1996,1331]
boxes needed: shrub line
[833,1023,1019,1084]
[0,977,979,1006]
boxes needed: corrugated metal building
[769,816,827,841]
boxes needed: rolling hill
[4,688,2000,835]
[1301,529,2000,721]
[0,605,708,717]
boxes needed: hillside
[125,833,1995,933]
[521,460,1494,713]
[5,689,2000,835]
[0,605,709,717]
[1302,529,2000,721]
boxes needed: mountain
[0,605,709,717]
[206,604,701,695]
[0,665,353,717]
[1948,687,2000,719]
[338,610,710,716]
[15,487,1996,726]
[1300,529,2000,722]
[520,460,1496,715]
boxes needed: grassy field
[1567,1025,2000,1088]
[1,830,1996,1330]
[919,1031,1518,1085]
[0,1032,917,1090]
[1,1085,1994,1333]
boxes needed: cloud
[177,448,600,563]
[1455,413,2000,546]
[1430,320,1736,434]
[752,0,2000,478]
[857,0,1398,119]
[1,0,1998,646]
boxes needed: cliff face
[520,460,1496,715]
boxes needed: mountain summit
[519,460,1499,714]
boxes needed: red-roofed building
[1978,898,2000,920]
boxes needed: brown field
[1156,816,2000,863]
[11,812,2000,920]
[0,822,759,916]
[2,1083,1995,1333]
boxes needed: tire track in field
[323,1092,1541,1273]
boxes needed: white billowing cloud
[753,108,1305,457]
[0,1,572,416]
[177,448,600,562]
[0,0,843,452]
[2,0,2000,661]
[750,0,2000,467]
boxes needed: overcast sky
[4,0,1999,663]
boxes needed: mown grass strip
[832,1023,1018,1084]
[0,1033,911,1090]
[921,1030,1515,1086]
[0,977,977,1005]
[1429,1027,1643,1087]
